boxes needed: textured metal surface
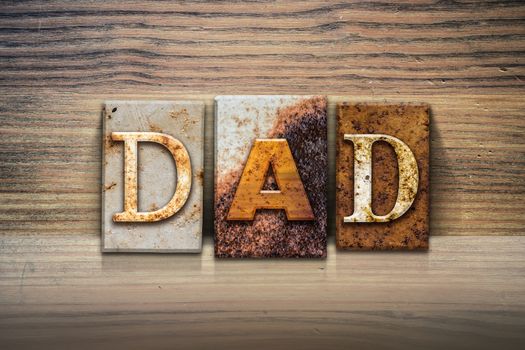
[343,134,419,223]
[102,101,204,252]
[111,132,192,223]
[215,96,328,258]
[336,103,430,250]
[226,139,315,221]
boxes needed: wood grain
[0,1,523,237]
[0,1,524,348]
[2,94,523,236]
[1,235,525,349]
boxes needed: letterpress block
[215,96,328,258]
[102,101,204,252]
[336,103,430,250]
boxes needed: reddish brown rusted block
[215,96,328,258]
[336,103,430,250]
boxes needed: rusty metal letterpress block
[336,103,430,250]
[215,96,328,258]
[102,101,204,252]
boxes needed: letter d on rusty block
[336,103,430,250]
[102,101,204,252]
[343,134,418,223]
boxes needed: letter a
[344,134,419,222]
[111,132,192,222]
[227,139,314,221]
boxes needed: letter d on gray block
[102,101,204,253]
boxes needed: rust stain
[148,203,159,212]
[232,115,250,128]
[104,134,117,154]
[170,108,189,120]
[196,168,204,186]
[148,123,163,133]
[188,203,201,221]
[269,96,327,138]
[104,182,117,191]
[171,108,197,134]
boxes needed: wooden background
[0,1,524,349]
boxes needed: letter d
[344,134,419,223]
[111,132,192,222]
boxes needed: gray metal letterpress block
[102,101,204,252]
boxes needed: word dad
[102,96,429,257]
